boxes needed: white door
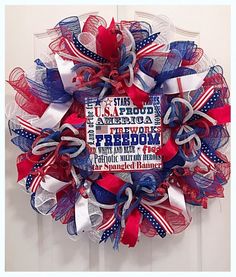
[5,5,230,271]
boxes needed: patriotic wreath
[6,15,230,249]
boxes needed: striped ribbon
[97,214,116,231]
[141,203,174,234]
[16,116,42,135]
[100,218,120,243]
[192,86,215,110]
[199,152,215,170]
[136,43,165,58]
[199,141,225,170]
[30,154,56,193]
[62,36,107,65]
[98,204,174,236]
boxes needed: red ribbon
[62,113,86,125]
[156,137,178,162]
[17,154,40,181]
[207,104,231,125]
[96,173,125,194]
[96,18,119,62]
[125,84,150,109]
[121,208,141,247]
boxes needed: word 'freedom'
[96,133,160,147]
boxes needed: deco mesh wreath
[7,15,231,249]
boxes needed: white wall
[5,5,230,271]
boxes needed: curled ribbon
[92,172,190,247]
[163,97,217,161]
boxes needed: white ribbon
[162,71,209,95]
[175,125,202,150]
[133,69,156,93]
[121,187,133,228]
[70,166,82,186]
[98,85,109,100]
[40,175,68,193]
[141,193,168,206]
[34,175,69,215]
[61,136,86,158]
[75,195,92,233]
[34,186,57,215]
[124,63,135,87]
[75,180,103,233]
[123,27,136,52]
[168,184,190,222]
[60,123,79,134]
[32,99,73,129]
[54,53,80,93]
[32,141,59,155]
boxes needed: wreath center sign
[85,96,162,171]
[6,14,230,249]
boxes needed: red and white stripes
[141,203,174,234]
[16,116,41,135]
[97,203,175,234]
[137,42,165,58]
[192,86,215,111]
[97,214,116,231]
[30,154,56,193]
[199,152,215,170]
[64,38,105,65]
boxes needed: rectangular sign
[85,96,162,172]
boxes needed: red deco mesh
[82,15,107,36]
[7,67,48,117]
[181,48,204,66]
